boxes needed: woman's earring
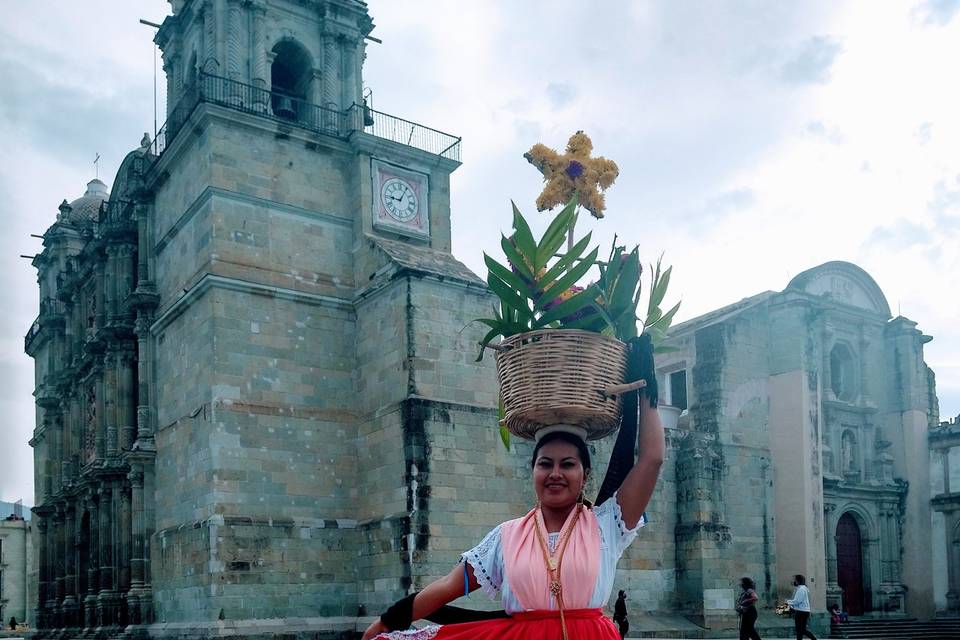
[577,490,585,506]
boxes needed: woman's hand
[361,619,389,640]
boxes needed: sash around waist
[509,608,604,622]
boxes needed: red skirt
[379,608,619,639]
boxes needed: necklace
[534,504,582,640]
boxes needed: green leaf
[499,422,511,450]
[646,300,681,332]
[535,285,601,327]
[650,265,673,310]
[538,232,593,290]
[536,198,578,269]
[484,253,532,299]
[607,251,641,319]
[537,246,600,309]
[500,234,533,282]
[475,326,503,361]
[510,201,537,260]
[487,274,532,323]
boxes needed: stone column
[824,503,842,608]
[54,506,65,625]
[215,0,227,70]
[36,518,48,628]
[105,351,119,458]
[322,31,340,109]
[63,506,77,626]
[135,316,151,439]
[142,463,156,623]
[342,37,358,108]
[119,481,132,625]
[251,1,267,84]
[95,261,106,329]
[859,331,872,405]
[97,483,114,626]
[95,369,106,460]
[85,495,100,628]
[120,350,136,450]
[136,205,150,285]
[127,467,146,624]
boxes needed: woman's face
[533,440,586,509]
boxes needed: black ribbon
[595,334,657,507]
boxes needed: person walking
[613,590,629,639]
[786,574,818,640]
[736,577,762,640]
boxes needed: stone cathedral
[25,1,946,639]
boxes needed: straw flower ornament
[524,131,619,219]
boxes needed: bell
[275,95,296,120]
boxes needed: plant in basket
[476,132,680,447]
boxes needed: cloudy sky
[1,1,958,503]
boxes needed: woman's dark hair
[741,577,755,590]
[794,574,806,585]
[531,430,591,473]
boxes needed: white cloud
[2,1,959,500]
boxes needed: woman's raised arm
[616,395,665,529]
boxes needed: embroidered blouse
[461,493,645,613]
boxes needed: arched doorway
[837,512,866,615]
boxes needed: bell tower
[116,0,501,635]
[158,0,370,115]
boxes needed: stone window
[830,343,858,402]
[841,429,859,475]
[669,369,688,411]
[270,39,313,120]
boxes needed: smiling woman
[362,340,665,640]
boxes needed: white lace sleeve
[594,492,646,557]
[460,524,503,598]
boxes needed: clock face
[371,159,429,238]
[380,177,420,222]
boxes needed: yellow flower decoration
[523,131,619,219]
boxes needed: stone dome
[61,178,110,223]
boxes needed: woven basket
[495,329,629,441]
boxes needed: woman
[361,338,665,640]
[786,575,818,640]
[736,577,761,640]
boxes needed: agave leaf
[510,201,537,261]
[536,198,578,270]
[646,300,681,332]
[535,285,602,327]
[647,256,664,317]
[538,232,593,291]
[537,246,600,310]
[651,264,673,310]
[500,234,533,282]
[475,326,504,361]
[499,422,511,450]
[607,250,641,318]
[484,253,532,299]
[488,274,532,323]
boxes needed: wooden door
[836,513,866,615]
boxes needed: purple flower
[565,160,584,179]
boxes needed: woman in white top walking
[786,574,818,640]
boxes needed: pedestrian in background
[736,577,762,640]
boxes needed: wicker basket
[495,329,629,441]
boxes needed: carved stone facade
[27,153,160,633]
[655,261,938,628]
[930,414,960,614]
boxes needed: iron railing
[153,72,461,161]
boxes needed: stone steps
[830,617,960,639]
